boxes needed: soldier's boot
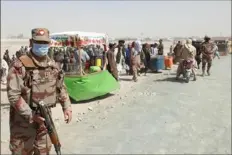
[207,69,211,76]
[202,62,206,77]
[202,71,205,77]
[207,63,212,76]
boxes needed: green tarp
[64,70,120,102]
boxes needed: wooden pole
[73,36,83,76]
[78,38,83,76]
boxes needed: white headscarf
[1,58,8,83]
[135,39,142,53]
[186,39,192,44]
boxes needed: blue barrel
[149,55,165,72]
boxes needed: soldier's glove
[63,109,72,124]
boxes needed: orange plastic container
[164,56,173,69]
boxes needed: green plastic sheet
[64,70,120,102]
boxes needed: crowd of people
[1,36,224,84]
[45,39,165,81]
[1,39,165,83]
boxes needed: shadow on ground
[71,93,115,104]
[119,78,133,81]
[147,70,164,74]
[154,77,186,84]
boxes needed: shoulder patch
[19,55,36,68]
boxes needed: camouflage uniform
[200,41,214,76]
[7,28,71,155]
[157,40,164,55]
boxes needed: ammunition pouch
[19,55,59,110]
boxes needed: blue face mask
[32,43,49,57]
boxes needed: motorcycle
[182,59,194,83]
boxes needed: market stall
[50,31,119,102]
[50,31,109,47]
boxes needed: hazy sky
[1,1,231,38]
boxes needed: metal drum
[149,55,165,72]
[164,56,173,70]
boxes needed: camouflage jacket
[7,52,71,123]
[181,43,196,60]
[200,41,215,59]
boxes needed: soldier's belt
[30,101,56,111]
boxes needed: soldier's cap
[31,28,50,43]
[204,35,211,40]
[118,40,125,44]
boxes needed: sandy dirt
[1,40,230,154]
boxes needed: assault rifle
[38,101,61,155]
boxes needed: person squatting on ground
[176,39,197,81]
[7,28,72,155]
[200,35,215,76]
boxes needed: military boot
[202,71,205,77]
[193,76,197,81]
[207,70,211,76]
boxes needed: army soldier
[157,39,164,55]
[7,28,72,155]
[200,35,215,76]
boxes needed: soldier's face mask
[32,43,49,57]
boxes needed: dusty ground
[1,55,231,154]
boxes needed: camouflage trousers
[202,57,212,73]
[9,107,52,155]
